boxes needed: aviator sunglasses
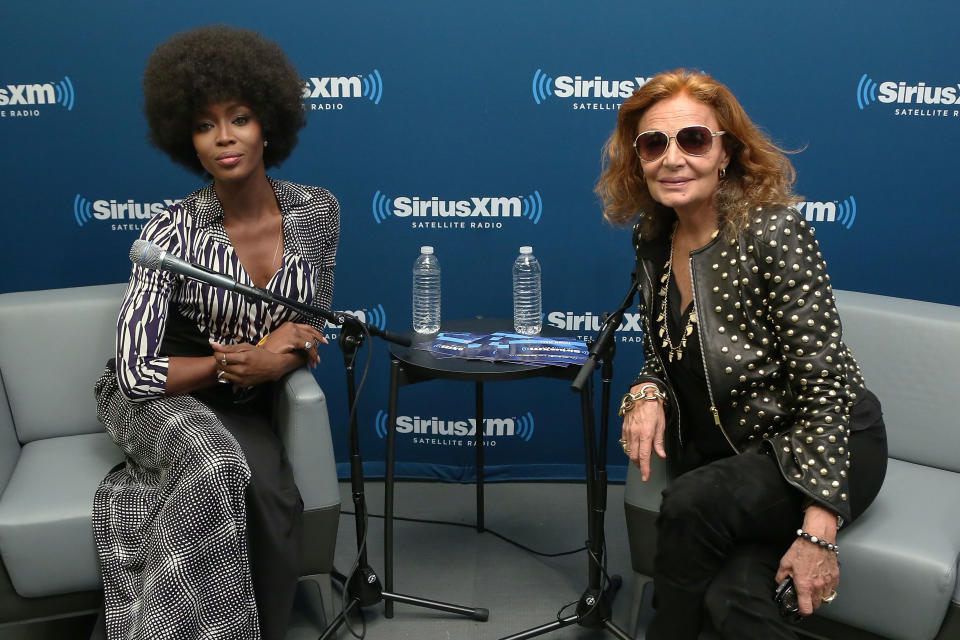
[633,125,726,162]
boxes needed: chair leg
[630,572,654,638]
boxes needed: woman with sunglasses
[597,69,886,639]
[91,25,339,639]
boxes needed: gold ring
[821,590,837,603]
[618,439,628,446]
[221,355,227,366]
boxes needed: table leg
[475,381,484,532]
[384,358,401,618]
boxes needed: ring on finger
[220,355,227,366]
[304,341,313,350]
[618,439,628,446]
[821,590,837,604]
[216,370,229,384]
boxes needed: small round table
[383,318,579,616]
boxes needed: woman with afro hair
[92,25,339,639]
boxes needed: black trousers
[210,395,304,640]
[646,392,888,640]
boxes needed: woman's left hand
[210,341,293,387]
[775,505,840,615]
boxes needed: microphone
[129,240,411,347]
[130,239,264,299]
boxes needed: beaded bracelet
[796,528,839,554]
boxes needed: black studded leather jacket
[631,206,866,522]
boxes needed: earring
[263,140,269,148]
[719,167,727,179]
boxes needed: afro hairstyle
[142,24,306,174]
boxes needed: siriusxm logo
[857,74,960,115]
[302,70,383,108]
[532,69,650,104]
[372,190,543,227]
[0,76,75,113]
[374,410,535,442]
[74,194,180,230]
[547,311,643,333]
[794,197,857,230]
[332,305,388,331]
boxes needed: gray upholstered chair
[624,290,960,640]
[0,283,341,634]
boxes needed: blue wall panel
[2,1,957,482]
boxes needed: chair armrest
[0,370,21,496]
[273,368,340,512]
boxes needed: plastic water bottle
[513,246,542,335]
[412,246,441,334]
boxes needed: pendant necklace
[657,223,696,362]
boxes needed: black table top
[388,318,581,382]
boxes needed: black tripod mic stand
[499,274,638,640]
[319,319,489,639]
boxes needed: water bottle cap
[420,246,434,255]
[519,246,533,254]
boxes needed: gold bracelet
[618,385,668,417]
[256,334,270,347]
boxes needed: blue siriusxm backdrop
[3,1,958,482]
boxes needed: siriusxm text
[547,311,643,332]
[878,81,959,105]
[394,196,522,218]
[553,75,650,99]
[302,76,362,99]
[396,416,516,437]
[0,83,55,106]
[92,200,180,220]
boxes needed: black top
[656,274,734,471]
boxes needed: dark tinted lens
[676,126,713,155]
[636,131,668,161]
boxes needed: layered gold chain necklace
[657,224,697,362]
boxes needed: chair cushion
[817,458,960,640]
[0,433,122,597]
[0,284,127,443]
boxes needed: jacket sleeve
[115,209,181,402]
[752,209,863,521]
[629,222,677,421]
[308,189,339,333]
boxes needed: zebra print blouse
[116,178,340,401]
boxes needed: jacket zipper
[639,258,683,446]
[688,256,739,454]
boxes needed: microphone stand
[319,318,488,639]
[136,253,489,635]
[500,270,638,640]
[220,287,488,636]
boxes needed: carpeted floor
[295,479,642,640]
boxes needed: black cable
[340,509,585,558]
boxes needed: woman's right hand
[258,322,327,367]
[621,384,667,481]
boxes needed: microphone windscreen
[129,239,163,270]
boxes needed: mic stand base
[499,577,632,640]
[317,323,487,640]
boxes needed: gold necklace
[268,214,283,280]
[657,224,696,362]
